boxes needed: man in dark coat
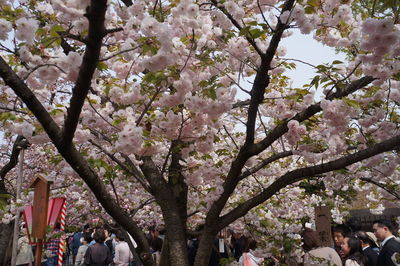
[355,230,379,266]
[372,219,400,266]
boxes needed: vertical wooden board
[315,206,333,247]
[31,181,50,240]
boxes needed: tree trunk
[159,236,171,266]
[193,229,217,266]
[0,221,14,265]
[156,197,188,266]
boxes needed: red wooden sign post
[30,175,52,266]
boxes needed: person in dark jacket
[83,229,113,266]
[71,224,90,264]
[355,231,379,266]
[372,219,400,266]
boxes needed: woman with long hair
[301,228,342,266]
[341,235,368,266]
[238,238,264,266]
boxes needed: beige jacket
[16,236,34,265]
[304,246,343,266]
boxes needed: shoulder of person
[385,238,400,249]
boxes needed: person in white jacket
[16,233,34,266]
[114,231,133,266]
[74,232,92,266]
[239,238,264,266]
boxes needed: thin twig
[99,44,143,61]
[180,29,196,72]
[86,96,121,131]
[223,125,239,149]
[135,87,163,126]
[257,0,273,31]
[23,63,66,80]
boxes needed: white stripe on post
[57,201,67,266]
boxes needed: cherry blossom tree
[0,0,399,265]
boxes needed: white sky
[281,31,346,88]
[236,30,346,100]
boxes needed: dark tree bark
[0,136,27,264]
[0,221,13,266]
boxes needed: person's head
[149,225,159,238]
[341,236,361,258]
[83,224,90,232]
[372,219,395,241]
[341,235,367,265]
[55,222,61,231]
[243,238,257,252]
[116,231,126,242]
[301,228,320,252]
[332,224,351,247]
[82,232,92,244]
[151,237,163,252]
[354,231,378,248]
[103,224,112,238]
[93,228,106,243]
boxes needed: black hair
[83,224,90,231]
[333,224,351,237]
[83,232,93,243]
[93,229,106,243]
[116,230,126,242]
[345,235,367,265]
[243,238,257,252]
[55,222,61,230]
[372,219,396,234]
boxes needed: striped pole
[57,201,67,266]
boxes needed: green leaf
[307,0,319,7]
[310,75,320,88]
[332,60,343,64]
[97,62,108,71]
[304,6,315,14]
[239,26,250,36]
[343,98,360,108]
[0,112,16,121]
[0,193,12,200]
[50,24,65,36]
[249,28,265,39]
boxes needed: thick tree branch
[264,0,295,69]
[167,140,188,222]
[121,0,133,7]
[239,150,293,180]
[205,0,296,221]
[0,136,28,194]
[245,0,295,145]
[58,144,152,263]
[253,76,375,155]
[140,156,189,265]
[61,0,108,147]
[217,134,400,230]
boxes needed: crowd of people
[302,219,400,266]
[14,218,400,266]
